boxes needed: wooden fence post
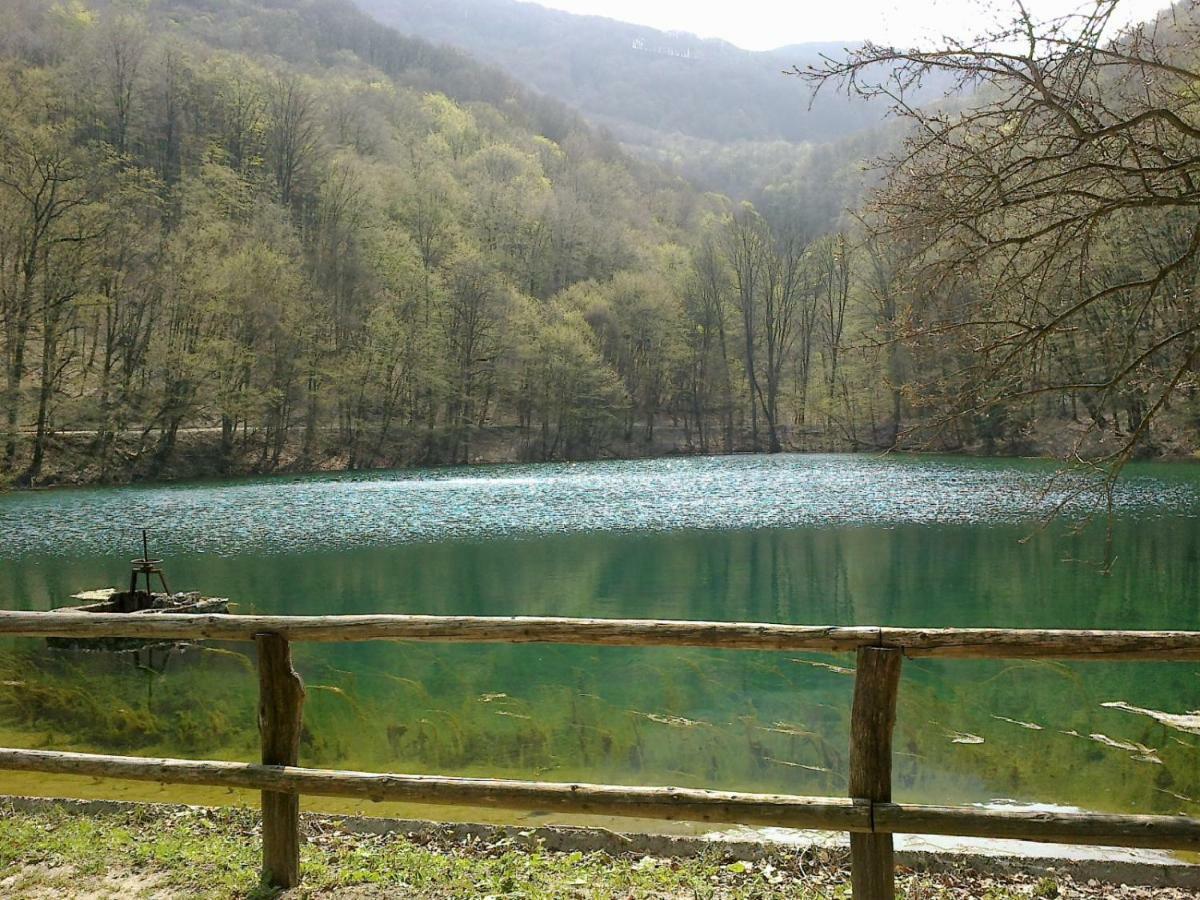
[848,645,903,900]
[256,632,306,889]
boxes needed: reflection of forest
[5,513,1198,631]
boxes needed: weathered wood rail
[1,611,1199,897]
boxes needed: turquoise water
[1,453,1199,823]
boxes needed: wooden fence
[1,610,1199,898]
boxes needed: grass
[0,801,1130,899]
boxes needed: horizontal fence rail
[873,803,1200,851]
[1,611,1199,898]
[0,749,872,832]
[4,610,1200,658]
[4,747,1200,851]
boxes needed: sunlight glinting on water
[2,454,1196,557]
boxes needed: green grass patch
[0,801,1076,898]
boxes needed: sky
[527,0,1174,51]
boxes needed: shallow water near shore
[1,453,1200,835]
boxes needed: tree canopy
[0,0,912,486]
[3,0,1190,488]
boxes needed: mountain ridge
[353,0,883,145]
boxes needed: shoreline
[3,439,1194,496]
[0,796,1195,897]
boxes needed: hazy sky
[529,0,1172,50]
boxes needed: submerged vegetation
[1,0,1199,889]
[1,631,1198,822]
[0,644,256,753]
[1,460,1198,831]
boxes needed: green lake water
[1,453,1199,829]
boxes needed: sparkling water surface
[3,453,1197,557]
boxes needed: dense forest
[0,0,910,486]
[0,0,1195,488]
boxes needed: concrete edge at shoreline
[0,795,1195,891]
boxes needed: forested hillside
[353,0,877,146]
[353,0,933,235]
[0,0,908,487]
[3,0,1188,489]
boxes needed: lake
[1,453,1199,831]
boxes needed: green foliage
[0,0,930,488]
[1034,877,1061,898]
[0,0,724,484]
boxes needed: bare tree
[815,233,851,441]
[798,1,1200,469]
[760,228,808,453]
[266,74,320,209]
[97,10,147,157]
[684,237,734,453]
[861,231,907,448]
[726,207,767,450]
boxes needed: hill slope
[0,0,926,492]
[353,0,884,145]
[0,0,726,484]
